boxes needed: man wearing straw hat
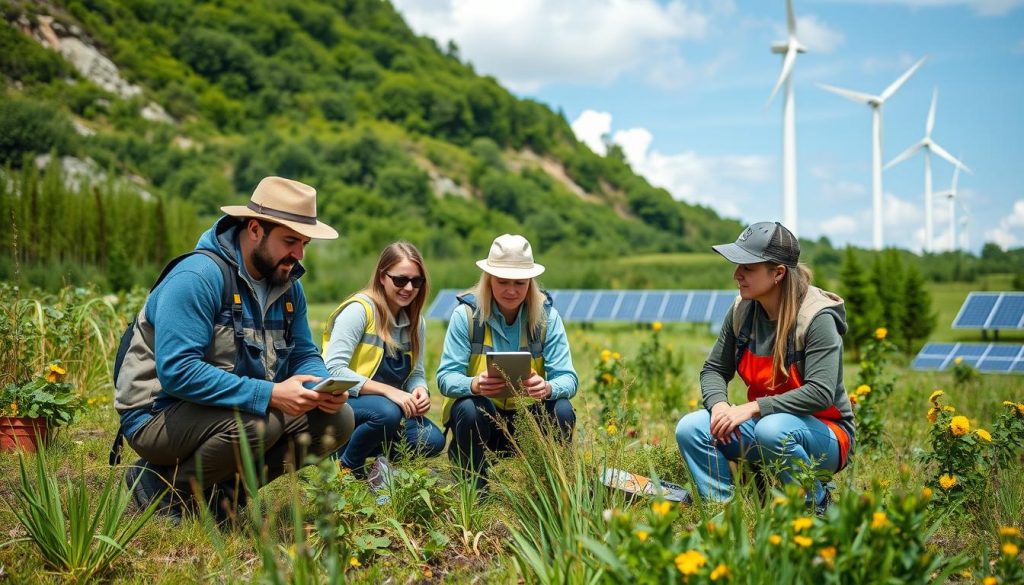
[114,176,354,523]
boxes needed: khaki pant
[128,401,354,493]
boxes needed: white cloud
[861,52,918,75]
[837,0,1023,17]
[793,16,845,54]
[571,110,612,156]
[984,199,1024,250]
[392,0,712,91]
[820,214,859,235]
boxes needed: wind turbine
[884,89,971,253]
[768,0,805,236]
[818,57,926,250]
[935,161,963,252]
[959,200,970,251]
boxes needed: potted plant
[0,362,83,452]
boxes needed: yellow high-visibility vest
[322,293,411,384]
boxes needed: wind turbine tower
[885,89,971,253]
[819,58,926,250]
[769,0,805,235]
[936,162,963,252]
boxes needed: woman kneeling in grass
[675,222,854,510]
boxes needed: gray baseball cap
[712,222,800,267]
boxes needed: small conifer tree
[901,263,936,354]
[840,247,882,359]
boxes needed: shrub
[0,98,74,165]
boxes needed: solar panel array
[952,292,1024,329]
[911,342,1024,374]
[426,289,737,324]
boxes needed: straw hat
[476,234,545,279]
[221,176,338,240]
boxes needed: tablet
[485,351,532,395]
[313,377,358,396]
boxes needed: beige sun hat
[475,234,546,279]
[220,176,338,240]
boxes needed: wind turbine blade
[768,45,797,104]
[926,89,937,137]
[880,57,926,102]
[818,83,875,104]
[786,0,797,36]
[930,142,973,174]
[884,142,922,170]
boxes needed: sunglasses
[384,272,425,289]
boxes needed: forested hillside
[0,0,748,293]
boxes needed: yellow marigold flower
[606,423,618,435]
[921,487,933,499]
[943,406,956,413]
[601,372,614,384]
[600,349,611,362]
[975,429,992,442]
[927,407,939,424]
[1005,401,1017,408]
[855,384,871,396]
[710,563,730,581]
[612,351,621,360]
[794,536,814,548]
[871,512,888,530]
[983,577,997,585]
[954,356,964,365]
[652,321,663,332]
[998,526,1021,538]
[769,534,782,545]
[939,474,958,490]
[349,556,361,567]
[950,416,970,437]
[929,389,944,404]
[651,500,671,517]
[1003,543,1019,557]
[45,363,67,383]
[848,393,858,406]
[875,327,887,340]
[819,546,837,567]
[792,517,813,532]
[635,530,649,542]
[674,550,706,576]
[1017,403,1024,416]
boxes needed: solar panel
[685,292,712,322]
[911,342,1024,375]
[590,291,621,321]
[567,290,597,321]
[615,291,644,322]
[550,289,576,317]
[662,292,690,321]
[709,292,736,324]
[426,290,459,321]
[952,292,1024,329]
[637,291,668,322]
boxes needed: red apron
[737,349,851,470]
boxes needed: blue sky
[392,0,1024,253]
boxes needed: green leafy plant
[920,390,993,509]
[0,362,82,425]
[849,327,898,451]
[950,356,980,390]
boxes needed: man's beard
[252,240,295,286]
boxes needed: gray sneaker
[367,456,394,495]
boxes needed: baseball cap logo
[738,227,753,242]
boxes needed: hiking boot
[367,456,394,495]
[125,459,183,525]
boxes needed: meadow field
[0,277,1022,584]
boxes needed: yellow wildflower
[612,351,621,360]
[710,563,730,581]
[1003,543,1019,557]
[983,577,997,585]
[943,406,956,413]
[601,372,614,384]
[652,321,663,332]
[950,416,970,437]
[674,550,706,576]
[792,517,813,532]
[601,349,612,363]
[46,363,67,383]
[793,536,813,548]
[961,570,973,578]
[607,423,618,435]
[688,398,698,409]
[774,496,789,506]
[819,546,837,567]
[875,327,887,340]
[921,487,933,499]
[939,474,958,490]
[975,429,992,442]
[855,384,871,396]
[349,557,361,567]
[848,393,858,406]
[1017,403,1024,416]
[768,534,782,545]
[651,500,671,517]
[1005,401,1018,408]
[927,407,938,424]
[929,389,944,404]
[635,530,649,542]
[871,512,888,530]
[954,356,964,365]
[9,402,17,416]
[998,527,1021,537]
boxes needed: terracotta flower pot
[0,416,50,453]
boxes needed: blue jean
[675,409,840,504]
[338,394,446,474]
[447,396,575,486]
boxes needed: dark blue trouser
[447,396,575,485]
[338,394,446,474]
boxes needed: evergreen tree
[901,263,936,354]
[871,250,905,344]
[839,247,882,359]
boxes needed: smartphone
[312,377,357,396]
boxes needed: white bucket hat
[476,234,546,279]
[221,176,338,240]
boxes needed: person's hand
[316,390,349,414]
[410,386,430,416]
[522,372,552,399]
[269,375,323,415]
[472,372,509,397]
[387,387,419,418]
[709,401,759,445]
